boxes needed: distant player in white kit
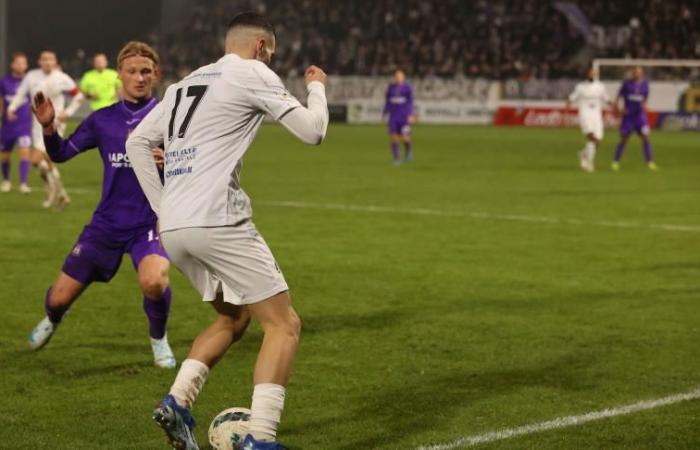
[127,12,329,450]
[566,66,611,172]
[8,50,84,207]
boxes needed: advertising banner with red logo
[493,107,658,128]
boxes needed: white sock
[37,160,54,187]
[169,358,209,409]
[585,141,596,163]
[249,383,286,442]
[51,166,67,194]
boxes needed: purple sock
[613,142,626,162]
[1,160,9,181]
[643,140,654,162]
[143,287,172,339]
[19,160,30,184]
[44,287,69,324]
[391,143,399,162]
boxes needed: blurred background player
[383,69,415,165]
[7,50,84,208]
[0,53,32,193]
[27,41,175,369]
[80,53,122,111]
[612,66,658,171]
[566,66,611,173]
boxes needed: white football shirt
[9,68,78,114]
[127,53,328,232]
[569,80,609,116]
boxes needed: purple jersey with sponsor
[0,74,32,136]
[619,79,649,118]
[384,83,414,121]
[45,98,160,233]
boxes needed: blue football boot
[239,434,288,450]
[152,394,199,450]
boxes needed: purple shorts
[62,223,168,284]
[1,130,32,152]
[620,115,650,136]
[388,119,411,136]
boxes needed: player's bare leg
[29,272,87,350]
[154,294,250,450]
[138,255,176,368]
[244,291,300,443]
[390,133,401,165]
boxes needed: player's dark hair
[227,12,275,36]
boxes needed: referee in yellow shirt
[79,53,121,111]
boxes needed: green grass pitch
[1,123,699,449]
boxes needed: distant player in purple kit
[383,69,416,165]
[28,42,176,369]
[612,66,658,171]
[0,53,32,193]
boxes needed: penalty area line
[260,200,700,233]
[415,387,700,450]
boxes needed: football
[208,407,251,450]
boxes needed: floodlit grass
[1,123,699,449]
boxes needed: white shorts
[31,117,66,152]
[579,112,603,140]
[161,221,288,305]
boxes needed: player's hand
[152,147,165,169]
[7,110,17,122]
[304,65,327,86]
[57,111,69,123]
[408,114,417,124]
[32,92,56,128]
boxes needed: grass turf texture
[1,123,699,449]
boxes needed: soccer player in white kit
[8,50,84,207]
[126,13,329,450]
[566,67,611,173]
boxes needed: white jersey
[127,53,327,233]
[8,68,78,115]
[569,80,609,116]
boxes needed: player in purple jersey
[612,66,658,171]
[27,42,177,369]
[0,53,32,193]
[383,70,416,165]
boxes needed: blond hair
[117,41,160,69]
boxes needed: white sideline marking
[260,200,700,233]
[416,387,700,450]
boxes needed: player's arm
[278,66,329,145]
[407,85,416,124]
[126,101,167,215]
[7,75,30,120]
[382,87,390,118]
[32,92,97,162]
[565,86,578,110]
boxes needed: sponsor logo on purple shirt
[619,79,648,118]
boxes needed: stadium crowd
[147,0,699,83]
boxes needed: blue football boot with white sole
[152,394,199,450]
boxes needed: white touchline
[416,387,700,450]
[260,200,700,233]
